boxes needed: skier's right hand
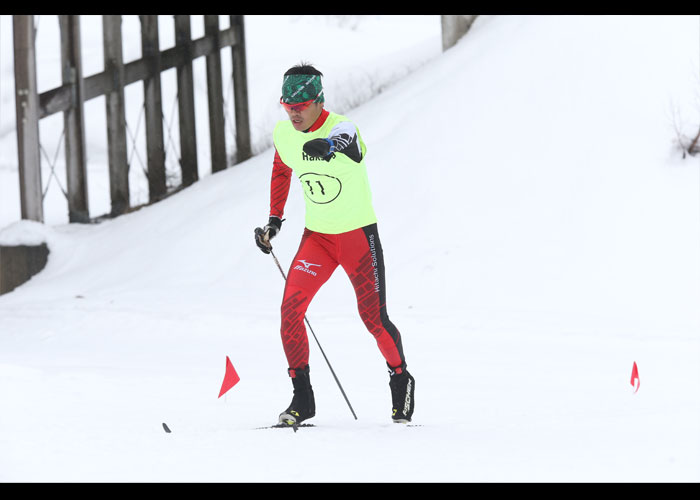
[303,138,335,161]
[254,216,282,254]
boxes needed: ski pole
[268,247,358,420]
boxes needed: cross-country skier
[254,63,415,426]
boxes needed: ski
[254,422,421,430]
[255,423,315,432]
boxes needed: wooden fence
[12,15,251,223]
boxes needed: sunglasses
[280,90,323,113]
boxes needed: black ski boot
[389,363,415,423]
[278,365,315,426]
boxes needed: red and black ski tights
[280,223,405,371]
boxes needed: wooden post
[103,15,130,217]
[59,15,90,223]
[204,15,227,173]
[13,15,44,223]
[174,15,199,186]
[140,15,167,202]
[230,15,251,164]
[441,15,478,52]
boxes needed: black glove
[254,216,283,254]
[303,138,335,162]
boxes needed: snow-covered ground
[1,15,699,482]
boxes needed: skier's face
[284,102,323,131]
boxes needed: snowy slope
[1,15,699,482]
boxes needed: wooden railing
[12,15,251,223]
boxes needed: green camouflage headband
[281,74,324,104]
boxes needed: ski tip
[162,422,172,433]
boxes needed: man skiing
[254,63,415,426]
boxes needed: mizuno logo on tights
[294,260,321,276]
[298,260,321,269]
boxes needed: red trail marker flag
[630,361,640,393]
[219,356,240,398]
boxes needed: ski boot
[389,362,415,423]
[278,365,315,426]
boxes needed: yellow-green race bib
[273,112,377,234]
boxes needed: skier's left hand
[254,216,282,254]
[303,138,335,161]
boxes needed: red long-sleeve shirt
[269,149,292,220]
